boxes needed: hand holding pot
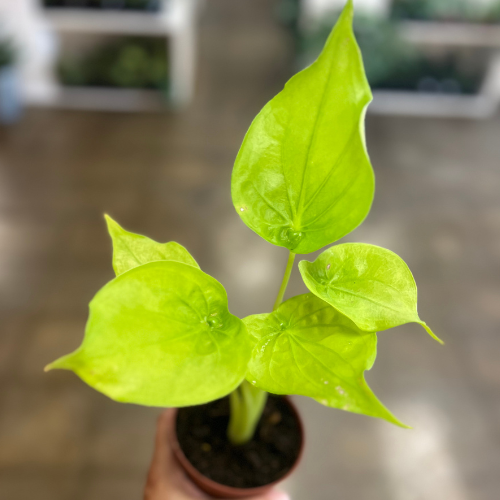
[144,410,291,500]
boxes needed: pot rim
[169,396,304,498]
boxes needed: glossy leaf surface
[105,215,199,276]
[244,293,405,425]
[299,243,442,343]
[231,0,374,254]
[46,261,251,407]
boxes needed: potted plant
[45,1,442,497]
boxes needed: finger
[144,409,175,497]
[151,409,175,466]
[147,409,209,499]
[244,489,290,500]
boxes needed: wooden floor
[1,1,500,499]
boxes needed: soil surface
[176,396,302,489]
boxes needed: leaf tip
[380,406,411,429]
[104,213,119,230]
[420,322,444,345]
[44,352,81,373]
[342,0,355,19]
[394,420,413,430]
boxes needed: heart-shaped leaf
[231,0,374,254]
[45,261,251,407]
[244,293,405,426]
[105,215,199,276]
[299,243,442,343]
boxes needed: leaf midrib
[324,285,411,316]
[289,336,360,396]
[294,49,336,226]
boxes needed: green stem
[227,381,268,445]
[273,251,296,311]
[227,250,296,445]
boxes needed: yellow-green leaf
[299,243,442,343]
[105,214,199,276]
[244,293,406,426]
[231,0,374,253]
[45,261,251,407]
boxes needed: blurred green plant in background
[391,0,500,23]
[58,37,168,90]
[298,13,487,94]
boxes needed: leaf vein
[250,182,290,222]
[295,55,337,221]
[300,126,358,217]
[325,286,406,315]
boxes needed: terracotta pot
[169,398,304,499]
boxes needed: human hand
[144,410,290,500]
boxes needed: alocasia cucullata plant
[46,0,441,446]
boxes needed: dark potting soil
[176,396,302,489]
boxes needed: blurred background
[0,0,499,499]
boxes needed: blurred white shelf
[296,1,500,118]
[370,91,497,118]
[55,86,168,112]
[400,21,500,48]
[31,0,199,110]
[369,52,500,119]
[45,5,183,36]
